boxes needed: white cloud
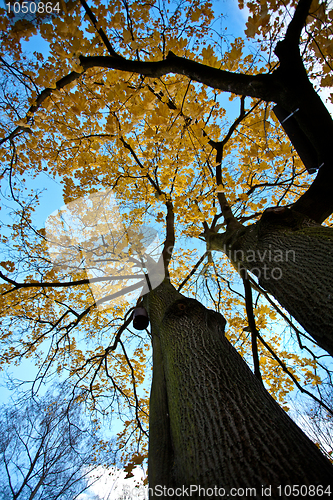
[78,466,147,500]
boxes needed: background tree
[289,386,333,463]
[0,382,113,500]
[0,0,333,493]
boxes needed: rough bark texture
[145,280,333,499]
[207,208,333,356]
[148,333,175,489]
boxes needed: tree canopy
[0,0,333,475]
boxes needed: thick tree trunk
[207,208,333,356]
[145,280,333,499]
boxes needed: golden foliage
[0,0,332,469]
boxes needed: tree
[0,382,112,500]
[0,0,333,494]
[146,281,333,494]
[289,386,333,463]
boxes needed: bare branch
[0,271,142,295]
[257,332,333,417]
[241,271,263,385]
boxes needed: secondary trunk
[207,208,333,356]
[145,280,333,499]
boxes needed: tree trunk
[145,280,333,499]
[207,208,333,357]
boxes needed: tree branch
[0,69,84,146]
[177,252,209,292]
[257,332,333,417]
[79,53,280,102]
[79,0,124,59]
[119,339,149,437]
[283,0,313,48]
[241,271,263,385]
[0,271,142,295]
[207,95,259,231]
[162,201,175,278]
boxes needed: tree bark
[145,280,333,499]
[207,208,333,356]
